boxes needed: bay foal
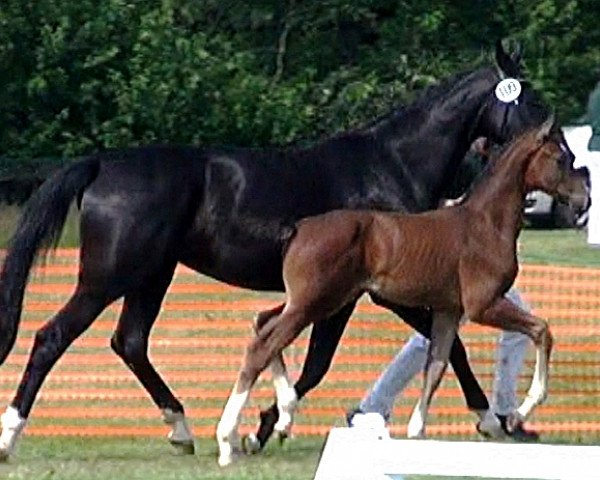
[216,117,589,466]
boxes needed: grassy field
[0,437,551,480]
[0,206,599,480]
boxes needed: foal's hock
[216,117,590,463]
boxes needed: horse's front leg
[252,301,356,451]
[480,297,553,428]
[407,311,459,439]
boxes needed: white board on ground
[313,427,600,480]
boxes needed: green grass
[519,229,600,267]
[0,436,576,480]
[0,437,323,480]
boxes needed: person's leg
[492,287,539,440]
[356,332,429,420]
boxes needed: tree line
[1,0,598,176]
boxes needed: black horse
[0,41,554,460]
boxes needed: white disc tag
[495,78,522,103]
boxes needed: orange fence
[0,249,599,441]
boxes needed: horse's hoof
[276,430,289,446]
[242,433,261,455]
[0,448,10,463]
[169,439,195,455]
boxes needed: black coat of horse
[0,42,554,458]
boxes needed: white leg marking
[407,399,426,439]
[0,406,27,461]
[162,408,194,453]
[517,339,548,420]
[271,362,298,436]
[216,387,249,467]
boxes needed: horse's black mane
[283,64,496,157]
[360,65,495,132]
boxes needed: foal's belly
[370,272,461,311]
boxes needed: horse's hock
[1,250,599,441]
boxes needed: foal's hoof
[217,448,244,467]
[242,433,261,455]
[0,448,10,463]
[169,439,195,455]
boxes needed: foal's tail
[0,157,100,364]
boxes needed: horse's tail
[0,157,101,364]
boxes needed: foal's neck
[464,145,531,243]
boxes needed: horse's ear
[510,42,523,66]
[535,114,555,142]
[495,39,521,78]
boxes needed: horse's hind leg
[407,311,459,439]
[0,287,112,460]
[369,297,500,436]
[369,297,490,412]
[253,301,356,451]
[110,264,194,454]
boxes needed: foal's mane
[456,128,541,204]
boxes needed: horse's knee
[111,333,146,365]
[531,319,550,346]
[28,324,65,368]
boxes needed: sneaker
[497,414,540,442]
[345,408,363,427]
[346,408,388,428]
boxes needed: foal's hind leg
[110,264,194,454]
[243,304,297,454]
[407,311,460,439]
[217,305,311,466]
[253,301,356,451]
[0,288,112,460]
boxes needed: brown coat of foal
[216,117,589,465]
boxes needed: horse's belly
[179,233,285,292]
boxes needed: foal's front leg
[407,311,460,439]
[480,297,553,427]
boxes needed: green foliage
[0,0,598,170]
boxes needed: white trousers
[359,287,531,418]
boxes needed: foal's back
[283,208,466,313]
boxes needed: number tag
[495,78,522,104]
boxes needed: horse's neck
[373,69,498,209]
[465,149,528,241]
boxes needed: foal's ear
[535,114,555,142]
[495,39,521,78]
